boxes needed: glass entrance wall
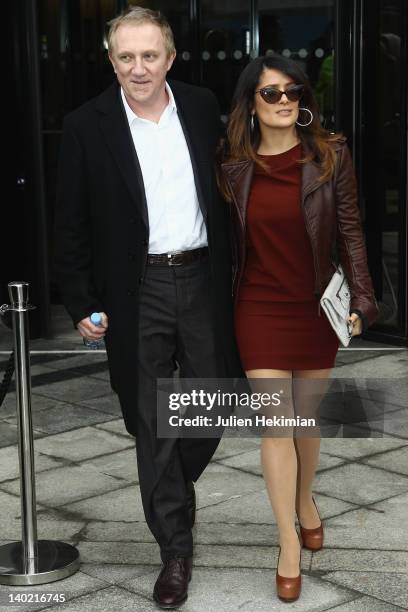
[199,0,251,117]
[360,0,407,338]
[39,0,117,126]
[38,0,119,303]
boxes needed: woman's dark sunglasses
[255,84,304,104]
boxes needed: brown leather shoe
[153,557,192,609]
[298,496,324,551]
[275,541,301,603]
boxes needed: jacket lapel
[301,161,323,203]
[96,84,149,229]
[221,160,254,224]
[300,143,324,203]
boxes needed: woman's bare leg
[247,368,301,577]
[293,368,332,528]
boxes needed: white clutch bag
[320,265,353,347]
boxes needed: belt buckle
[167,251,184,266]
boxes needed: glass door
[359,0,407,341]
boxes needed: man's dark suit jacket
[55,79,243,434]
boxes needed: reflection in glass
[200,0,250,114]
[375,3,402,328]
[258,0,335,129]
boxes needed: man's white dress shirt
[121,83,208,254]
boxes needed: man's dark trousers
[135,253,220,561]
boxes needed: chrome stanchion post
[0,281,80,585]
[10,281,37,574]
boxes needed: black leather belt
[147,246,209,266]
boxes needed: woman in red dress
[219,55,378,603]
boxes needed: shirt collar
[121,81,176,126]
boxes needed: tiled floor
[0,307,407,610]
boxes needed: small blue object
[90,312,102,325]
[83,312,105,350]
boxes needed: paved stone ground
[0,306,407,611]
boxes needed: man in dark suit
[55,7,241,609]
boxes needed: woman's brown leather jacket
[221,137,379,328]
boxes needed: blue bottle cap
[90,312,102,325]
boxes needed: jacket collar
[221,139,344,218]
[221,159,254,221]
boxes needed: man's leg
[174,256,222,483]
[135,265,192,562]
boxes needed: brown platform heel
[275,537,302,603]
[298,496,324,551]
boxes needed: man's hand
[77,312,108,341]
[348,312,362,336]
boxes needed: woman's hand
[348,313,362,336]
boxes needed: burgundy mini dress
[234,142,339,371]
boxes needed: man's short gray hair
[107,6,176,57]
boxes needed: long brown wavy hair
[218,54,344,200]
